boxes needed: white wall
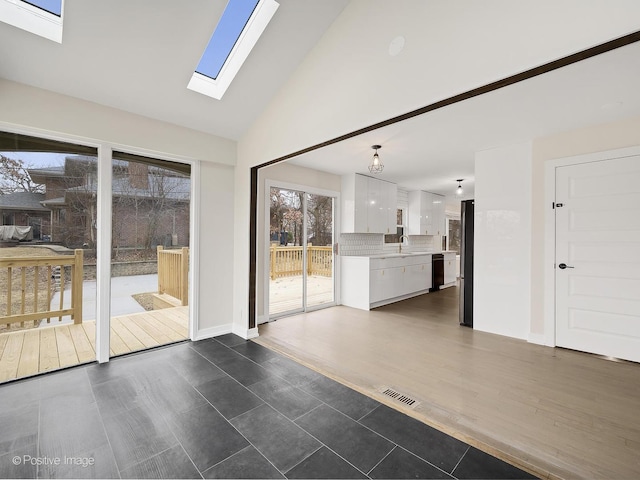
[235,1,640,332]
[474,142,532,340]
[0,79,237,338]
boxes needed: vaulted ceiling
[2,1,640,200]
[0,0,349,140]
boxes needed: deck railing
[157,246,189,305]
[0,249,84,328]
[270,245,332,279]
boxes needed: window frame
[187,0,279,100]
[0,0,63,42]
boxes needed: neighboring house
[27,156,190,250]
[0,191,49,239]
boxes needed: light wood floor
[0,306,188,383]
[255,287,640,480]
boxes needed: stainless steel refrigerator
[459,199,474,327]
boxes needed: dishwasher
[430,253,444,292]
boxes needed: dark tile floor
[0,334,537,479]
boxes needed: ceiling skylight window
[188,0,279,100]
[0,0,63,42]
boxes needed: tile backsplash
[339,233,436,256]
[339,233,384,256]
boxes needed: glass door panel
[305,193,334,309]
[268,187,304,316]
[109,153,191,357]
[0,139,98,383]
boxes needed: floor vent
[380,387,418,407]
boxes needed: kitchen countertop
[344,251,458,259]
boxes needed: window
[384,208,405,243]
[445,216,461,253]
[187,0,279,100]
[195,0,260,80]
[0,0,63,42]
[2,212,14,225]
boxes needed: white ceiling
[286,40,640,199]
[0,0,349,140]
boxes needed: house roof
[64,175,190,202]
[40,197,66,207]
[0,191,47,211]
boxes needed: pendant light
[368,145,384,174]
[456,179,464,196]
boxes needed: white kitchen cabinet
[342,173,397,233]
[342,254,432,310]
[407,190,445,235]
[443,252,457,287]
[431,194,445,236]
[386,181,398,234]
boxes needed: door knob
[558,263,574,269]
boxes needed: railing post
[181,247,189,306]
[73,249,83,324]
[270,245,276,280]
[157,245,164,295]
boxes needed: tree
[270,188,303,245]
[0,155,45,194]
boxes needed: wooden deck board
[55,326,79,368]
[109,328,131,357]
[0,334,8,361]
[0,306,188,383]
[115,315,161,349]
[39,327,59,372]
[110,317,146,352]
[16,330,40,378]
[143,310,187,341]
[83,321,96,352]
[133,315,179,344]
[147,310,188,337]
[68,324,95,363]
[0,333,23,382]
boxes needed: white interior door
[555,155,640,362]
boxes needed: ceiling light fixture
[456,179,464,196]
[369,145,384,174]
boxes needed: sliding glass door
[268,186,335,318]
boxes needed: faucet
[399,235,408,254]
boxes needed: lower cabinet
[443,252,457,287]
[342,254,432,311]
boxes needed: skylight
[0,0,63,42]
[196,0,259,80]
[188,0,279,100]
[23,0,61,16]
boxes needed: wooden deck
[0,306,188,383]
[269,274,334,315]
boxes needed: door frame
[543,145,640,348]
[263,179,340,322]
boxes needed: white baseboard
[193,324,232,341]
[232,324,260,340]
[257,314,269,325]
[528,332,554,347]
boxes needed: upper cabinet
[342,173,398,234]
[407,190,445,235]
